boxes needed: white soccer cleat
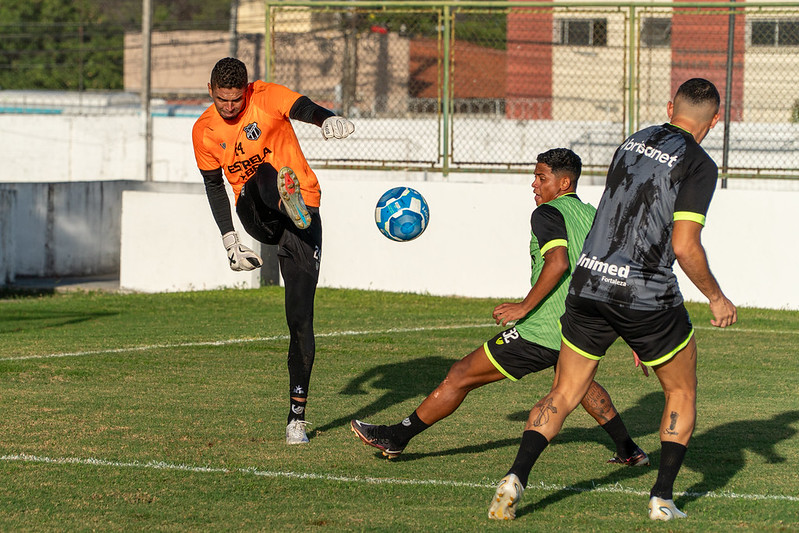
[286,419,310,445]
[648,496,687,521]
[488,473,523,520]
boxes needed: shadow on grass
[314,355,455,434]
[0,309,119,334]
[395,392,667,462]
[678,409,799,507]
[516,398,799,518]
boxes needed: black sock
[288,398,306,424]
[650,441,687,500]
[507,430,550,488]
[601,414,637,458]
[390,411,430,444]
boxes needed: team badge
[244,122,261,141]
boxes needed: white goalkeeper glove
[222,231,263,271]
[321,116,355,140]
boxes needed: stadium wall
[0,113,797,309]
[0,189,14,284]
[119,180,799,311]
[0,181,204,279]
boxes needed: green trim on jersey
[674,211,706,225]
[514,194,596,350]
[541,238,568,256]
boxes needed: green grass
[1,287,798,531]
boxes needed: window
[556,19,607,46]
[751,20,799,46]
[641,18,671,47]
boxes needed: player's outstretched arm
[493,246,569,326]
[288,96,354,140]
[672,220,737,328]
[200,168,261,271]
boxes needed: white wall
[120,180,799,311]
[120,191,261,292]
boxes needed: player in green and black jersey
[489,79,737,522]
[350,149,647,470]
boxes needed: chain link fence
[2,1,799,179]
[266,1,799,179]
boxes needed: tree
[0,0,232,91]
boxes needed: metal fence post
[722,0,737,189]
[626,4,637,140]
[442,5,452,177]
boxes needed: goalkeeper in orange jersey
[192,57,354,445]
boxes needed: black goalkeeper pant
[236,163,322,401]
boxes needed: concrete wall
[119,180,799,311]
[0,189,14,283]
[120,190,262,292]
[0,181,204,279]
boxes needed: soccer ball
[374,187,430,242]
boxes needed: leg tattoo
[582,385,612,423]
[665,411,679,436]
[532,398,558,428]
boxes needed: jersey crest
[243,122,261,141]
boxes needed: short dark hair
[675,78,720,111]
[210,57,248,89]
[536,148,582,183]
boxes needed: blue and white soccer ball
[374,187,430,242]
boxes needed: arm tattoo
[665,411,679,436]
[532,398,558,427]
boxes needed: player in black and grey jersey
[488,79,737,522]
[569,116,719,311]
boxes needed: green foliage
[0,0,231,91]
[0,0,123,90]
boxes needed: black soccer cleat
[350,419,406,459]
[607,446,650,467]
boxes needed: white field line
[0,323,497,362]
[1,452,797,503]
[0,322,791,364]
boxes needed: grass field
[1,287,797,531]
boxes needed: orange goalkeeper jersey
[192,80,321,207]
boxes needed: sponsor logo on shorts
[622,138,679,167]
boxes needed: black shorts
[559,294,694,367]
[277,206,322,280]
[237,166,322,279]
[483,327,559,381]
